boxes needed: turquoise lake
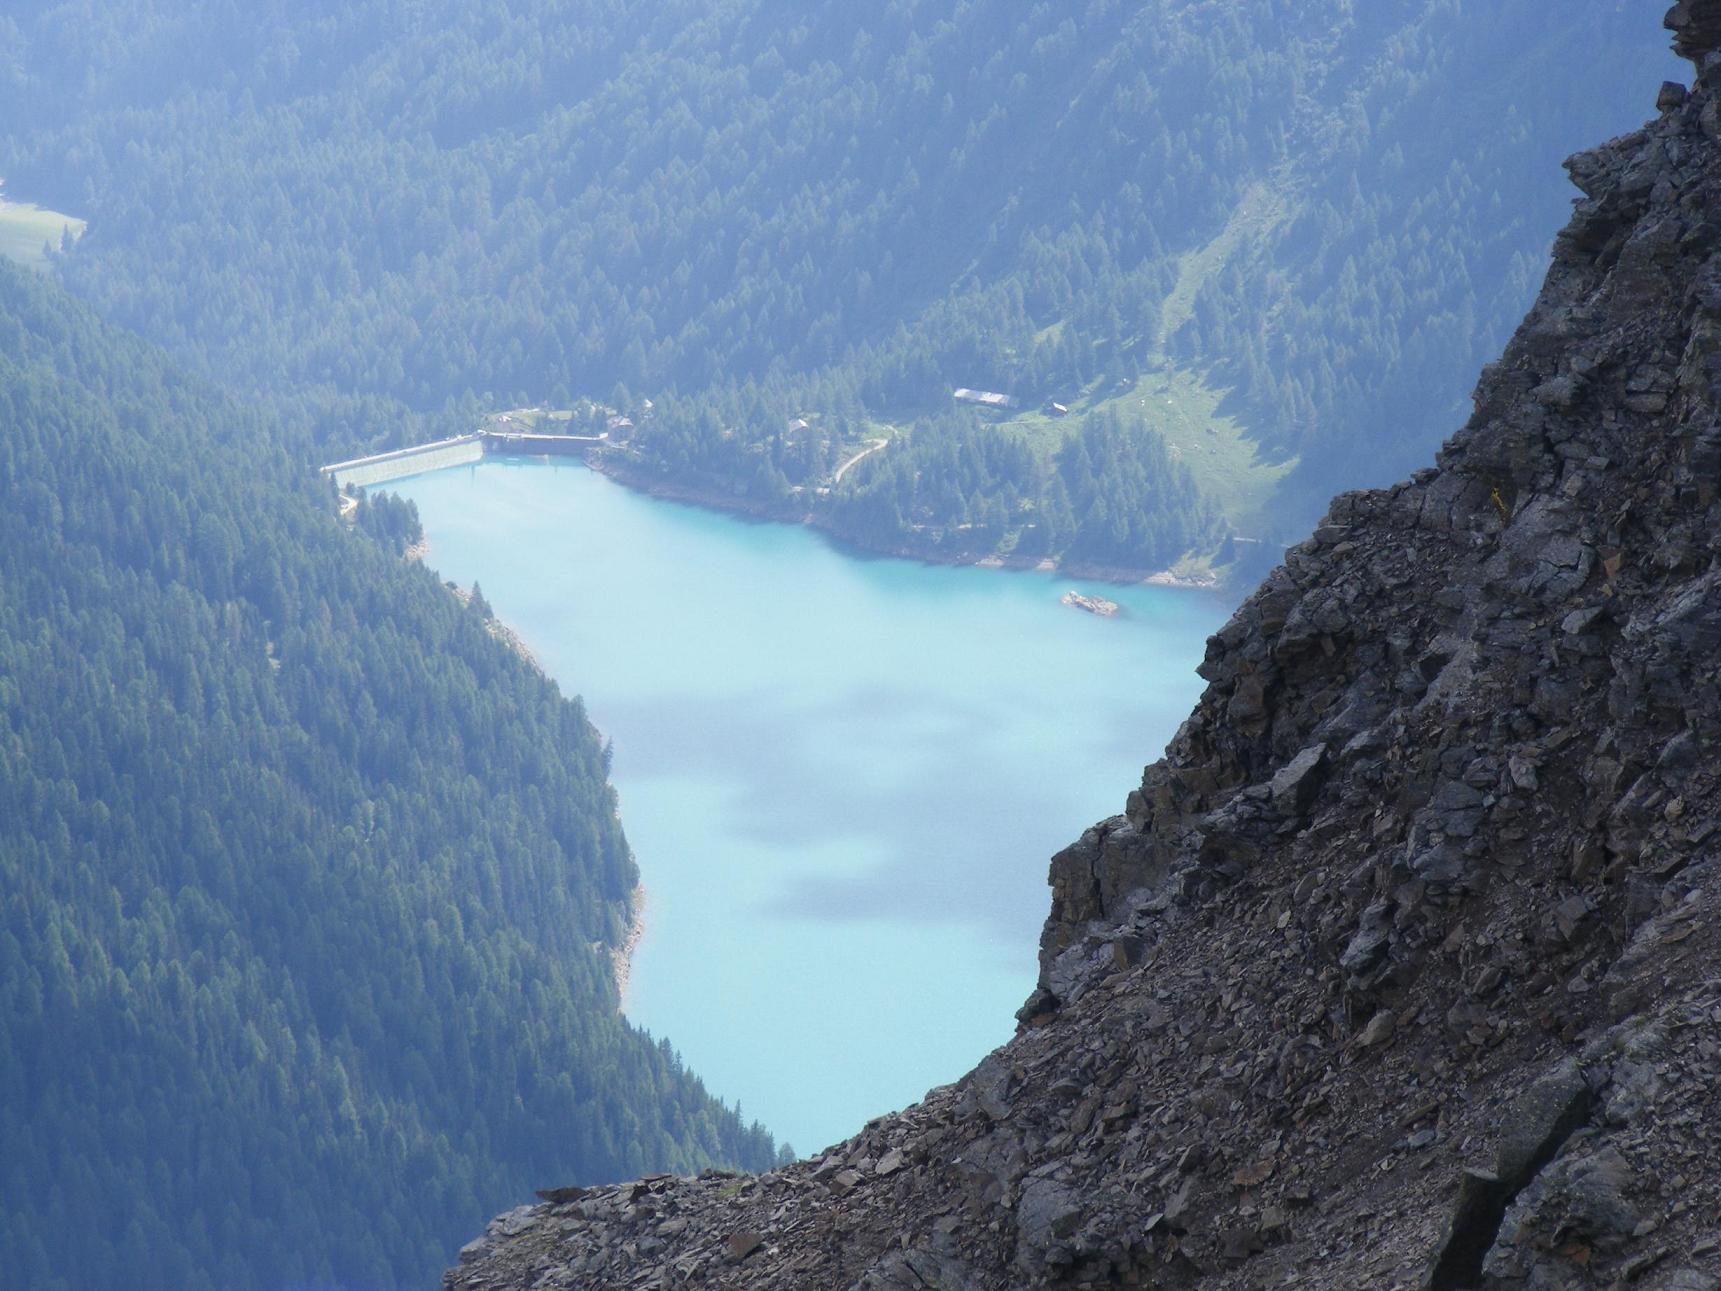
[390,460,1227,1156]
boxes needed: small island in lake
[1061,591,1121,618]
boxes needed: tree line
[0,261,784,1291]
[0,1,1675,558]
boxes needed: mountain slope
[449,13,1721,1290]
[0,262,778,1291]
[0,1,1680,570]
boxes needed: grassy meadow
[0,200,86,269]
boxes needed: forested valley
[0,0,1679,573]
[0,3,1686,1287]
[0,261,781,1290]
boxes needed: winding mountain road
[831,437,888,485]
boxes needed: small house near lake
[953,388,1017,410]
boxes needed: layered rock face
[1667,0,1721,63]
[450,12,1721,1290]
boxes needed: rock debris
[450,10,1721,1288]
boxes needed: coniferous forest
[0,3,1686,1288]
[0,0,1679,570]
[0,262,780,1290]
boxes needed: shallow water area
[390,459,1227,1155]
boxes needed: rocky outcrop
[448,14,1721,1290]
[1061,591,1122,617]
[1667,0,1721,64]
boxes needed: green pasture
[0,200,85,269]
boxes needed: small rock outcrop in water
[449,11,1721,1289]
[1061,590,1121,617]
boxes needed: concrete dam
[320,431,603,489]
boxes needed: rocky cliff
[448,10,1721,1288]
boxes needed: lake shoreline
[388,459,1229,1153]
[444,577,546,673]
[613,885,646,1012]
[582,449,1223,592]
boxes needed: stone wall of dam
[484,432,603,456]
[320,435,485,488]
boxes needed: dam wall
[485,432,604,456]
[320,435,485,488]
[322,430,608,489]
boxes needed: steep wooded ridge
[0,2,1678,572]
[0,263,779,1291]
[449,10,1721,1290]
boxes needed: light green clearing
[1155,178,1291,351]
[1005,368,1291,536]
[1093,368,1291,535]
[486,405,577,429]
[854,364,1292,555]
[972,178,1301,548]
[522,175,1305,550]
[0,200,86,270]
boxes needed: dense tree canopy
[0,5,1686,1281]
[820,407,1219,570]
[0,0,1679,565]
[0,261,781,1291]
